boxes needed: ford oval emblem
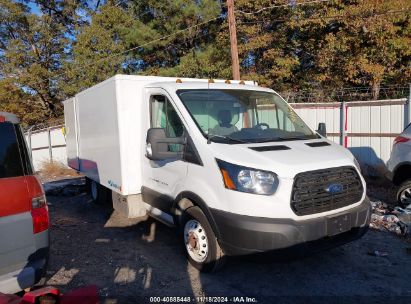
[326,183,343,194]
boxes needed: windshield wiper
[255,136,309,143]
[277,136,309,141]
[206,134,247,144]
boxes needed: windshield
[177,89,318,144]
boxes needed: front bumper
[211,197,371,256]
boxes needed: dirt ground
[43,178,411,304]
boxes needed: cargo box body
[64,76,147,195]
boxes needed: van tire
[397,179,411,207]
[180,206,225,273]
[87,178,110,205]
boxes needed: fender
[173,191,222,240]
[392,161,411,184]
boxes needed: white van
[63,75,371,272]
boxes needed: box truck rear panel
[63,98,80,171]
[72,78,125,194]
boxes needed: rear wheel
[86,178,110,205]
[397,179,411,207]
[180,206,225,272]
[90,180,98,201]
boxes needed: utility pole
[226,0,240,80]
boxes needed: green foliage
[155,45,232,79]
[127,0,222,67]
[62,3,135,96]
[61,0,224,95]
[0,0,85,123]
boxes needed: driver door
[141,88,188,213]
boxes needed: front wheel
[397,179,411,207]
[180,206,225,272]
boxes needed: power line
[235,0,334,16]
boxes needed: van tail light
[393,136,410,145]
[31,195,49,234]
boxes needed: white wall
[25,126,67,171]
[290,99,410,171]
[293,102,341,145]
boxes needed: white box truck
[63,74,371,272]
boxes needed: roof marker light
[176,79,182,83]
[225,80,231,84]
[208,79,215,83]
[239,80,245,85]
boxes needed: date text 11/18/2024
[149,296,258,303]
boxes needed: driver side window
[150,95,184,138]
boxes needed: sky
[26,1,41,15]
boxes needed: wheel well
[174,197,195,217]
[393,164,411,185]
[173,192,221,239]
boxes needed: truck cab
[64,75,371,272]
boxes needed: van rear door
[0,122,38,276]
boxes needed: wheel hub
[184,219,208,263]
[188,232,198,250]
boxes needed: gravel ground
[43,179,411,304]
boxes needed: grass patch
[38,161,81,182]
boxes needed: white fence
[292,98,410,173]
[26,98,411,174]
[25,125,67,171]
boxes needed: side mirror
[317,122,327,138]
[146,128,185,161]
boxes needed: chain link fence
[282,85,410,104]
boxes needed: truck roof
[145,81,270,91]
[0,112,19,123]
[63,74,261,104]
[111,74,257,86]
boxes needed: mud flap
[112,192,147,218]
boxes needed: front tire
[180,206,225,272]
[397,179,411,207]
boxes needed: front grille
[291,166,363,216]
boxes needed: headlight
[216,159,278,195]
